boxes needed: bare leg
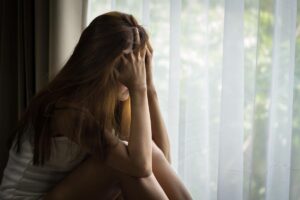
[117,171,168,200]
[116,142,192,200]
[43,143,191,200]
[151,143,193,200]
[43,154,168,200]
[43,154,122,200]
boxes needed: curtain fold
[17,0,36,115]
[290,1,300,194]
[0,0,45,180]
[35,0,50,91]
[168,0,181,172]
[0,0,19,180]
[217,0,244,199]
[265,0,297,199]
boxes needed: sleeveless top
[0,104,89,200]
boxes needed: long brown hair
[8,11,149,165]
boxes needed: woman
[0,11,192,200]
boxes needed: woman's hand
[118,28,147,93]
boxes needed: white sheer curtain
[87,0,300,199]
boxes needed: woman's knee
[151,141,167,163]
[116,143,165,184]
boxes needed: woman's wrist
[129,84,147,97]
[147,84,157,96]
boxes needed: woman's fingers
[145,47,149,65]
[146,40,153,54]
[122,50,134,64]
[141,46,147,61]
[133,27,141,59]
[145,45,152,65]
[120,54,128,63]
[133,27,141,46]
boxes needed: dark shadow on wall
[0,0,49,180]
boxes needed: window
[87,1,300,199]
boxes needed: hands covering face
[117,27,154,92]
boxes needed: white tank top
[0,129,88,200]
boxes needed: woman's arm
[104,28,152,177]
[105,86,153,177]
[144,43,171,163]
[147,87,171,163]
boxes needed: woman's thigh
[43,154,122,200]
[43,150,169,200]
